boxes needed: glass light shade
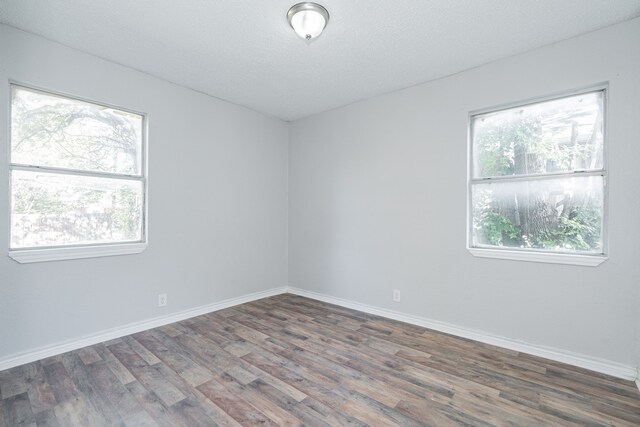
[291,10,325,39]
[287,3,329,40]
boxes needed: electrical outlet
[158,293,167,307]
[393,289,401,302]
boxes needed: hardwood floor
[1,294,639,426]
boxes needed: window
[468,87,607,266]
[9,85,147,263]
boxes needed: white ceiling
[1,1,639,121]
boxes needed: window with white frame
[9,85,147,263]
[468,88,606,265]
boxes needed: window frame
[7,82,149,263]
[466,84,608,266]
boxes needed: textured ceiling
[1,1,639,121]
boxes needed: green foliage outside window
[10,86,144,248]
[472,91,604,254]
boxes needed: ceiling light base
[287,2,329,41]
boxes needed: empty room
[1,1,640,425]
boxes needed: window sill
[9,243,147,264]
[467,247,607,267]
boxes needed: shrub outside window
[9,85,147,263]
[468,88,607,266]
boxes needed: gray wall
[289,18,640,366]
[2,18,639,371]
[0,25,288,359]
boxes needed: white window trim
[468,247,607,266]
[466,84,609,267]
[7,82,149,263]
[9,242,147,264]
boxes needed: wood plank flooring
[1,294,639,426]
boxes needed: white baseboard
[2,284,637,383]
[0,286,288,371]
[287,287,638,381]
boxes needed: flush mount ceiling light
[287,2,329,41]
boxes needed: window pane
[11,170,143,249]
[471,176,603,254]
[11,86,143,175]
[472,91,603,178]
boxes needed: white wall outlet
[158,293,167,307]
[393,289,401,302]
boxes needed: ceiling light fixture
[287,2,329,41]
